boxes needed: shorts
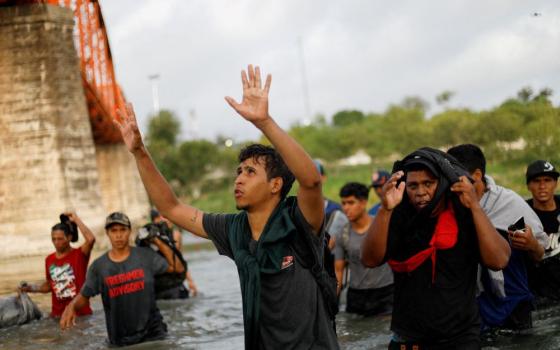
[346,284,394,316]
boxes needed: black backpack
[291,222,339,328]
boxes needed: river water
[2,239,560,349]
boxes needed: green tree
[146,109,181,146]
[332,110,365,127]
[175,140,221,186]
[435,90,455,107]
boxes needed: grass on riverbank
[188,161,533,214]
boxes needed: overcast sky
[100,0,559,142]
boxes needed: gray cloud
[100,0,560,141]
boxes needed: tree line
[146,86,559,196]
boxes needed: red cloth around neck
[388,204,458,283]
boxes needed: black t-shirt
[203,207,339,350]
[385,201,480,343]
[526,195,560,301]
[526,196,560,234]
[81,247,169,346]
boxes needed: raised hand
[450,176,480,209]
[225,65,272,126]
[62,212,78,223]
[114,103,145,154]
[381,171,406,210]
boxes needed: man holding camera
[138,210,197,299]
[448,144,546,332]
[60,212,185,347]
[19,212,95,318]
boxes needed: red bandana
[388,205,458,283]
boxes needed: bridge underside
[0,4,149,257]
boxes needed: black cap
[105,212,131,229]
[526,160,559,183]
[150,208,160,221]
[371,170,390,188]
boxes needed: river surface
[2,238,560,349]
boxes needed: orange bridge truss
[0,0,127,144]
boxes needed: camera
[136,222,173,247]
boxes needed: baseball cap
[526,160,559,183]
[105,212,131,229]
[371,170,390,188]
[150,208,160,222]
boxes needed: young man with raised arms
[111,65,338,349]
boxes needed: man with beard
[362,147,510,350]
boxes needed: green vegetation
[146,86,559,213]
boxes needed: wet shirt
[81,247,168,346]
[527,195,560,301]
[334,222,393,290]
[45,248,91,317]
[203,208,339,350]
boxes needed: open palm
[225,65,271,125]
[114,103,144,154]
[382,171,406,210]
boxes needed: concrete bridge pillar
[0,4,149,258]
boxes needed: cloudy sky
[100,0,559,142]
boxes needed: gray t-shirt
[203,207,340,350]
[81,247,168,346]
[334,221,393,290]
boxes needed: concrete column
[0,4,146,258]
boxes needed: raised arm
[151,238,185,274]
[451,176,510,270]
[225,65,323,232]
[64,212,96,256]
[362,171,405,267]
[114,104,208,239]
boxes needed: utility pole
[298,37,311,124]
[148,74,160,114]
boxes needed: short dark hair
[339,182,369,200]
[238,144,295,199]
[447,144,486,176]
[51,223,71,236]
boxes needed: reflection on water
[2,244,560,349]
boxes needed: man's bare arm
[151,238,185,274]
[225,65,323,232]
[60,294,89,330]
[64,212,96,256]
[19,281,50,294]
[334,260,347,295]
[451,176,510,270]
[114,105,208,239]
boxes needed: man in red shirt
[20,212,96,317]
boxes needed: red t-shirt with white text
[45,248,92,317]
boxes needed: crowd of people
[15,65,560,349]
